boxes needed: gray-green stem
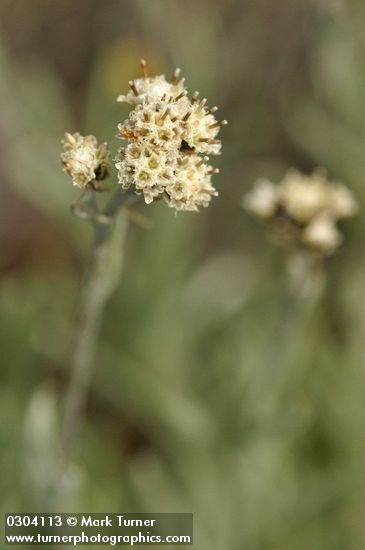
[60,189,130,466]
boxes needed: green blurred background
[1,0,365,548]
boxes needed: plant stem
[264,253,325,414]
[60,189,129,466]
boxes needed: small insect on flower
[243,168,358,256]
[60,133,110,190]
[115,59,226,211]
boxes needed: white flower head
[277,169,359,225]
[302,215,342,254]
[243,168,358,256]
[117,75,186,106]
[115,143,176,205]
[279,169,328,223]
[118,97,187,150]
[164,154,218,212]
[115,60,226,211]
[117,60,186,106]
[243,179,279,219]
[60,133,110,189]
[328,183,359,219]
[181,98,225,155]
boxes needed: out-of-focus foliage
[1,0,365,549]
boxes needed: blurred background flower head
[243,168,358,256]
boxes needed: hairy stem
[60,190,129,465]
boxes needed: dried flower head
[115,60,226,211]
[60,133,110,190]
[243,168,358,256]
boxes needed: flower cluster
[243,169,358,255]
[115,61,226,211]
[60,133,110,190]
